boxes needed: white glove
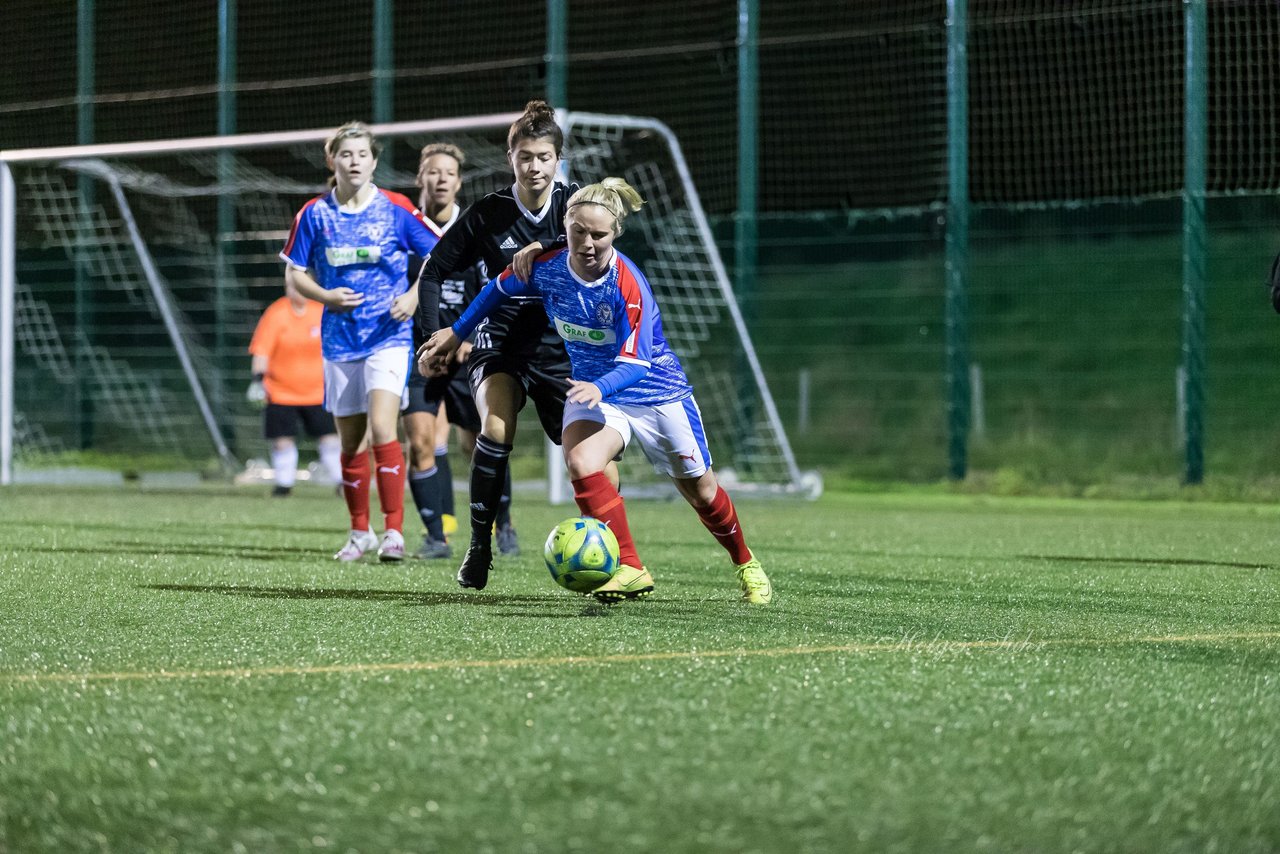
[246,378,267,408]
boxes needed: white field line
[2,631,1278,686]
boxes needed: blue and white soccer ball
[543,516,620,593]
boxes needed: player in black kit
[415,100,617,591]
[403,142,490,561]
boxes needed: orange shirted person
[250,297,324,405]
[247,279,342,495]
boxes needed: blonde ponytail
[566,178,646,234]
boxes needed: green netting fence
[3,0,1279,488]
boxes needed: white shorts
[564,395,713,479]
[323,346,411,417]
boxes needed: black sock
[409,466,445,540]
[469,435,511,547]
[496,467,513,528]
[435,446,455,517]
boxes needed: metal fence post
[546,0,567,109]
[1180,0,1208,484]
[945,0,972,479]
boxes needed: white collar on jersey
[332,184,379,214]
[569,248,618,288]
[512,183,555,223]
[435,202,461,232]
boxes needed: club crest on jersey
[554,317,616,346]
[595,302,613,326]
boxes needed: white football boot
[377,529,406,562]
[334,529,378,561]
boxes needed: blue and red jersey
[454,248,692,406]
[281,187,441,361]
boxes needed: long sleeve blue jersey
[453,249,692,406]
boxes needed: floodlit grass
[2,485,1278,853]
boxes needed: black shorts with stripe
[466,302,573,444]
[404,362,481,434]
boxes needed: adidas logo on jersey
[500,236,519,250]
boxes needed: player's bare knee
[564,457,591,481]
[682,488,713,511]
[564,450,601,482]
[408,440,434,470]
[369,421,399,448]
[675,470,718,509]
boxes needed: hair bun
[523,99,554,120]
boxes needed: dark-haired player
[415,100,617,590]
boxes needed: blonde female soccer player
[282,121,442,561]
[422,178,773,604]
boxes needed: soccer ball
[543,516,620,593]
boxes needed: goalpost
[1,112,817,497]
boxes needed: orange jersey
[248,297,325,406]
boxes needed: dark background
[5,1,1278,216]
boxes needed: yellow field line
[3,631,1278,686]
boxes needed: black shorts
[403,363,482,434]
[264,403,335,440]
[467,302,573,444]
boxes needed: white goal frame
[1,112,812,496]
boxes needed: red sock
[373,440,406,533]
[572,471,642,568]
[696,486,752,565]
[339,450,371,532]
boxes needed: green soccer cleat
[591,565,654,604]
[734,552,773,605]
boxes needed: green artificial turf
[1,486,1278,853]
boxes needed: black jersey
[408,253,483,350]
[414,181,575,336]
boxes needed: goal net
[1,112,814,496]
